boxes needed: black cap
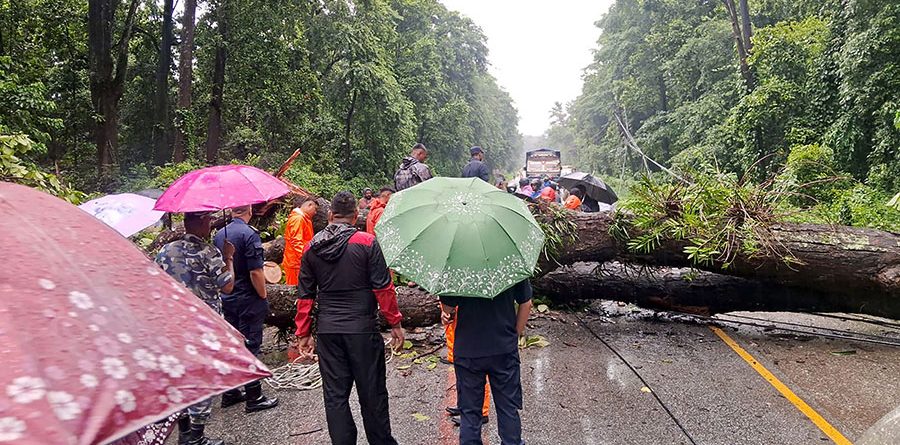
[470,146,484,155]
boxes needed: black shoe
[439,357,453,365]
[220,390,245,408]
[445,406,461,416]
[450,415,489,426]
[245,395,279,413]
[244,380,279,413]
[186,424,228,445]
[177,416,192,445]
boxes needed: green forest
[1,0,520,198]
[543,0,899,230]
[1,0,898,229]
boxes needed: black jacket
[461,158,489,182]
[294,223,402,336]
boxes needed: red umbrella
[0,182,271,445]
[153,165,290,213]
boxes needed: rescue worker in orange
[564,187,584,211]
[282,196,318,286]
[444,308,492,427]
[366,187,394,235]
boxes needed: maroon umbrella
[0,182,271,445]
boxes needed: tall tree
[723,0,755,90]
[205,0,227,163]
[88,0,140,181]
[153,0,175,164]
[172,0,197,162]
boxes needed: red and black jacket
[295,223,402,336]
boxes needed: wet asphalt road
[188,308,900,445]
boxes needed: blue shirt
[440,280,533,359]
[214,218,264,299]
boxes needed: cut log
[264,284,441,331]
[534,262,900,317]
[263,237,285,263]
[549,212,900,307]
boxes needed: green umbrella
[376,177,545,298]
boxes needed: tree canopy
[0,0,521,194]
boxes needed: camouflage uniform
[155,234,232,426]
[155,234,232,314]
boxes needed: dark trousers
[455,351,524,445]
[222,295,268,355]
[317,333,398,445]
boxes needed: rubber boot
[244,381,279,413]
[186,424,227,445]
[220,389,245,408]
[177,415,192,445]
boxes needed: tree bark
[264,284,441,330]
[534,262,900,318]
[154,0,176,165]
[739,0,753,53]
[548,212,900,305]
[172,0,197,163]
[88,0,139,182]
[205,0,227,163]
[722,0,755,91]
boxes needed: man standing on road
[295,191,405,445]
[440,280,533,445]
[156,211,235,445]
[462,146,489,183]
[282,196,318,286]
[394,143,434,191]
[214,205,279,414]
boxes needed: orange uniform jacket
[282,209,314,285]
[366,199,387,235]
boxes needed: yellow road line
[709,326,853,445]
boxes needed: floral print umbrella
[0,182,271,445]
[375,177,545,299]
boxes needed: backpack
[394,160,423,191]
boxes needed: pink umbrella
[0,182,271,445]
[153,165,290,213]
[78,193,165,238]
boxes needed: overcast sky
[439,0,615,136]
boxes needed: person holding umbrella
[375,177,544,445]
[1,182,272,445]
[155,164,291,416]
[441,281,533,445]
[214,205,280,413]
[155,211,236,445]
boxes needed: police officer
[156,211,235,445]
[462,146,489,183]
[214,205,279,413]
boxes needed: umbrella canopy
[0,182,271,445]
[376,177,544,299]
[153,165,290,212]
[558,172,618,204]
[78,193,165,238]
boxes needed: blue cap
[470,146,484,155]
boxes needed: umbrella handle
[222,209,227,239]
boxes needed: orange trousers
[283,266,299,286]
[445,309,491,417]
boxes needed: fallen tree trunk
[549,212,900,306]
[534,262,900,317]
[264,284,440,331]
